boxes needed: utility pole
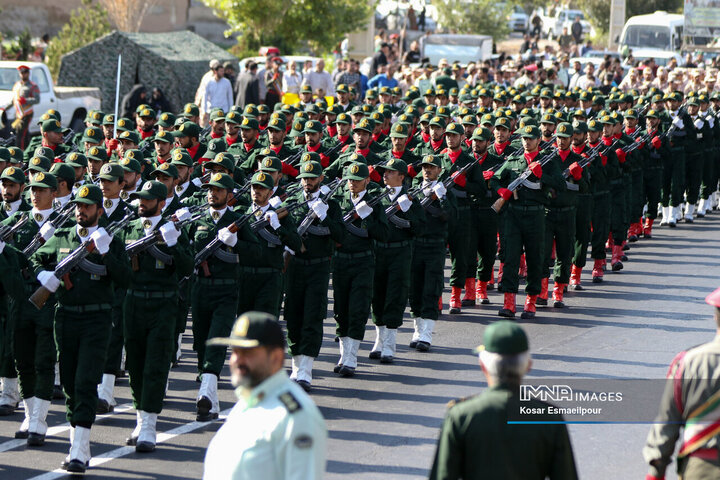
[608,0,626,52]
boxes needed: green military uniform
[30,185,131,472]
[429,321,578,480]
[642,111,667,236]
[661,96,691,224]
[187,173,261,421]
[236,171,302,317]
[685,99,707,221]
[284,161,344,390]
[332,161,388,376]
[119,181,193,451]
[490,125,566,318]
[370,158,425,362]
[409,155,456,350]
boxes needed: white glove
[672,116,684,129]
[709,118,715,128]
[0,240,5,254]
[397,194,412,213]
[355,200,373,219]
[422,187,432,197]
[265,210,281,230]
[90,227,112,255]
[175,207,192,222]
[694,118,704,130]
[39,222,56,241]
[269,196,283,208]
[218,227,237,247]
[310,199,328,221]
[160,223,180,247]
[37,270,60,293]
[192,177,203,188]
[319,184,331,196]
[432,182,447,199]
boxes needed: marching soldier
[31,184,132,473]
[187,173,261,421]
[642,110,667,239]
[120,180,193,452]
[332,161,388,376]
[491,125,566,319]
[370,158,425,363]
[284,161,344,391]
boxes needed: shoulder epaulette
[279,391,302,413]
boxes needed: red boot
[536,278,549,306]
[462,278,476,306]
[497,263,504,284]
[518,254,527,279]
[611,245,624,271]
[498,293,516,317]
[552,283,566,308]
[476,281,490,305]
[570,265,583,290]
[438,296,443,314]
[521,295,537,319]
[592,258,605,283]
[643,218,654,239]
[605,234,613,252]
[449,286,462,314]
[488,268,495,290]
[628,222,639,242]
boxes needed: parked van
[618,11,683,57]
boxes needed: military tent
[57,30,236,114]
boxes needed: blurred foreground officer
[203,312,327,480]
[429,321,578,480]
[643,287,720,480]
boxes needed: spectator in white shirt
[282,60,303,95]
[303,59,335,98]
[203,64,234,114]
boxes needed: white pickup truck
[538,7,593,40]
[0,61,101,135]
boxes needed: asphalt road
[1,212,719,479]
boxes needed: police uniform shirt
[203,370,327,480]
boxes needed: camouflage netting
[57,30,236,113]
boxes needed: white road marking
[26,408,232,480]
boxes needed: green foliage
[45,0,111,80]
[577,0,683,34]
[202,0,374,54]
[434,0,511,42]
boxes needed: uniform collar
[209,206,227,223]
[103,197,120,217]
[4,199,21,216]
[32,207,54,225]
[176,181,190,197]
[76,224,98,241]
[141,214,162,232]
[388,185,402,200]
[161,196,175,213]
[350,189,366,205]
[55,194,72,209]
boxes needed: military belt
[508,203,544,212]
[195,277,236,286]
[415,237,445,245]
[293,256,331,266]
[334,250,373,260]
[375,240,411,249]
[609,179,623,186]
[547,206,576,213]
[592,190,609,196]
[238,266,280,274]
[60,303,112,313]
[128,289,175,299]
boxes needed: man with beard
[150,162,184,217]
[31,184,131,473]
[136,107,157,146]
[119,180,192,453]
[203,312,326,480]
[303,119,340,168]
[173,122,207,164]
[151,130,173,165]
[170,149,199,201]
[187,173,261,422]
[232,117,265,177]
[284,160,344,391]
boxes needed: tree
[201,0,374,54]
[434,0,511,42]
[99,0,160,33]
[577,0,682,34]
[45,0,111,80]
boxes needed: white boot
[370,325,387,357]
[28,398,50,437]
[0,377,20,411]
[337,336,349,368]
[67,426,91,469]
[290,356,301,380]
[669,206,678,225]
[698,198,707,216]
[685,203,695,222]
[196,373,219,420]
[381,329,397,361]
[97,373,116,406]
[420,319,436,344]
[298,356,314,384]
[136,411,157,452]
[659,206,669,225]
[176,335,183,362]
[345,339,360,369]
[411,318,424,347]
[17,397,34,437]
